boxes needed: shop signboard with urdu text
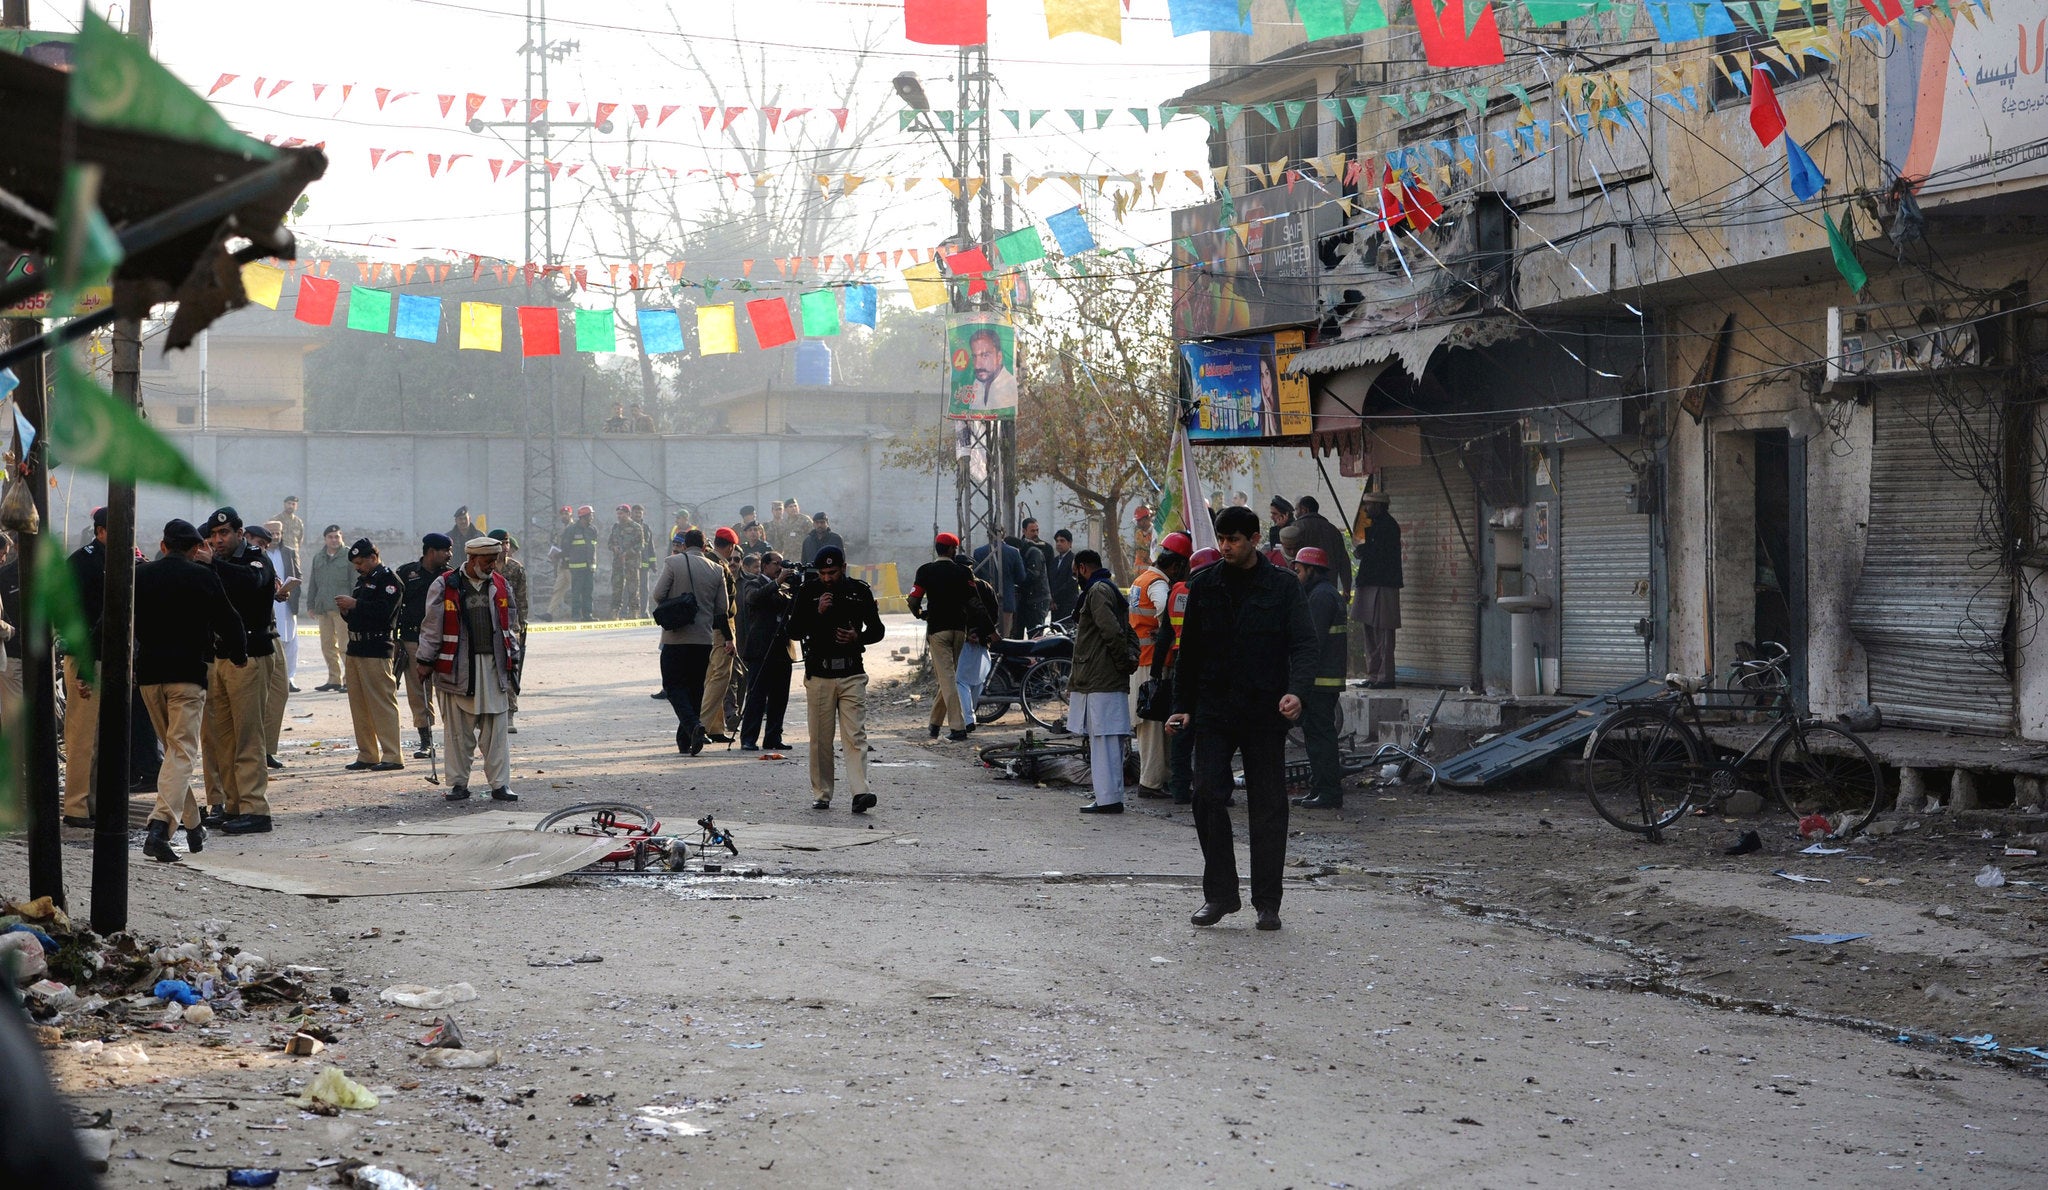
[1170,180,1335,341]
[1884,0,2048,199]
[1181,332,1311,443]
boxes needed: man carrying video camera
[738,551,798,752]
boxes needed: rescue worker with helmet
[558,505,601,621]
[1160,546,1221,804]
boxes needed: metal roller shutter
[1380,452,1479,688]
[1847,391,2012,734]
[1559,446,1653,693]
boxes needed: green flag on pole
[574,308,617,352]
[799,289,841,337]
[71,7,276,159]
[346,286,393,333]
[993,226,1046,266]
[1824,209,1868,292]
[50,163,122,315]
[51,355,213,492]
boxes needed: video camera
[777,560,818,590]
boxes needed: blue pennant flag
[1046,206,1096,256]
[1786,137,1827,201]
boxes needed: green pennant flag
[1094,108,1114,129]
[1825,209,1868,292]
[346,286,392,333]
[1001,109,1021,130]
[1522,0,1601,22]
[33,534,95,674]
[1220,102,1245,127]
[1345,96,1372,121]
[1158,104,1181,124]
[1067,108,1087,130]
[51,355,213,493]
[1283,100,1308,128]
[574,308,616,352]
[72,8,274,160]
[51,164,122,315]
[1463,0,1487,36]
[1128,107,1152,129]
[1028,109,1049,128]
[799,289,840,337]
[899,111,919,132]
[1384,93,1411,119]
[962,109,983,128]
[994,226,1046,266]
[1252,103,1279,129]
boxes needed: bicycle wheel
[536,802,659,836]
[975,700,1011,724]
[1022,658,1074,734]
[1583,707,1702,835]
[1769,723,1885,837]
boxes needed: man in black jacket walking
[135,519,249,863]
[1167,505,1316,931]
[738,551,796,751]
[787,545,885,812]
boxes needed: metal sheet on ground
[375,810,901,851]
[182,831,623,897]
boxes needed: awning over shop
[1285,316,1522,382]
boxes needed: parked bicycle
[975,634,1073,734]
[1581,642,1886,841]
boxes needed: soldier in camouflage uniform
[631,504,656,612]
[607,504,649,620]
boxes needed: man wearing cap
[739,520,771,559]
[274,497,305,557]
[608,504,649,620]
[971,531,1026,639]
[650,528,732,755]
[488,529,529,732]
[774,498,807,561]
[631,505,656,610]
[199,507,285,834]
[396,534,454,760]
[800,512,843,566]
[908,532,975,742]
[135,519,249,863]
[60,508,114,827]
[559,505,601,620]
[1352,490,1402,688]
[1291,546,1351,809]
[1129,532,1192,799]
[544,504,574,621]
[729,504,759,543]
[448,506,477,548]
[787,545,886,813]
[303,524,353,692]
[699,526,745,742]
[416,537,522,802]
[336,540,405,772]
[243,522,298,769]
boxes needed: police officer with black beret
[199,507,284,834]
[336,538,406,771]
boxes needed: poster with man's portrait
[947,314,1018,419]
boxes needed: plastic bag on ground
[377,982,478,1009]
[295,1067,379,1111]
[0,932,49,985]
[1975,864,2006,889]
[416,1047,500,1069]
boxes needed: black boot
[414,728,434,759]
[1295,793,1343,809]
[184,823,206,854]
[142,821,178,863]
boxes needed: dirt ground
[6,619,2047,1188]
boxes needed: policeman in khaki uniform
[199,507,284,834]
[608,504,649,619]
[336,539,405,771]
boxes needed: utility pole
[3,0,63,907]
[954,42,1007,604]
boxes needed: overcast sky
[27,0,1213,272]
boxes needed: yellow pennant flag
[697,304,738,356]
[240,262,285,309]
[1044,0,1120,42]
[902,261,947,311]
[459,301,502,351]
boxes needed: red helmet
[1158,531,1193,558]
[616,503,631,512]
[1189,547,1221,571]
[1293,546,1330,569]
[576,505,594,517]
[1133,504,1152,520]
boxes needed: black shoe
[651,689,670,700]
[765,740,790,750]
[313,683,334,693]
[1256,910,1282,931]
[444,786,472,802]
[335,685,347,694]
[202,807,227,828]
[852,792,878,815]
[61,815,94,830]
[740,743,760,751]
[947,729,972,742]
[288,683,302,694]
[1290,793,1314,807]
[344,761,375,771]
[142,822,177,864]
[928,724,941,739]
[489,787,518,802]
[1190,901,1240,927]
[371,761,405,772]
[266,755,284,770]
[1135,785,1169,799]
[689,732,707,757]
[1171,794,1193,805]
[183,824,205,854]
[812,798,830,811]
[1725,830,1763,856]
[413,747,432,759]
[1079,801,1125,814]
[1296,794,1343,809]
[705,733,733,744]
[221,814,273,835]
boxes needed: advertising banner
[1885,1,2048,199]
[1181,333,1311,443]
[946,313,1017,419]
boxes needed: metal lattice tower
[955,43,1011,571]
[519,0,562,543]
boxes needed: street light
[892,71,931,111]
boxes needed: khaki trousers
[0,656,21,728]
[400,643,435,732]
[804,673,870,802]
[202,656,270,816]
[317,610,347,686]
[440,693,510,791]
[1130,670,1169,790]
[345,654,403,765]
[925,630,965,731]
[700,645,734,734]
[62,656,99,819]
[141,682,206,829]
[261,650,288,755]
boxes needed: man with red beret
[908,532,976,741]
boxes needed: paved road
[10,624,2044,1187]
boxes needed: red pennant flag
[1377,168,1405,229]
[465,93,486,123]
[427,153,443,177]
[487,159,506,181]
[545,162,563,180]
[633,103,650,126]
[657,104,681,126]
[762,106,784,131]
[252,76,267,97]
[700,105,717,127]
[438,94,456,118]
[565,164,583,178]
[529,99,549,121]
[295,275,340,325]
[518,307,561,356]
[311,83,328,101]
[369,148,390,170]
[1412,0,1505,68]
[785,107,811,124]
[501,160,524,181]
[446,153,469,173]
[375,87,392,109]
[608,165,623,180]
[208,73,237,97]
[905,0,988,45]
[573,265,588,290]
[943,246,991,277]
[340,84,354,104]
[747,297,796,348]
[722,106,747,130]
[501,98,518,117]
[1400,178,1445,231]
[1749,66,1786,146]
[593,102,617,127]
[567,102,582,117]
[1858,0,1904,23]
[268,80,292,98]
[830,107,850,131]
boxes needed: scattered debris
[283,1032,325,1057]
[70,1040,149,1066]
[295,1067,379,1111]
[1772,870,1830,884]
[1889,1064,1958,1081]
[337,1161,430,1189]
[1788,933,1870,945]
[570,1091,615,1106]
[525,953,604,968]
[1974,865,2006,889]
[417,1016,465,1049]
[239,973,307,1004]
[152,978,202,1006]
[417,1047,501,1069]
[1723,831,1761,855]
[0,930,49,983]
[72,1127,114,1172]
[1951,1033,1999,1052]
[633,1104,709,1138]
[378,983,478,1009]
[1798,844,1847,856]
[226,1171,281,1187]
[182,1002,215,1027]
